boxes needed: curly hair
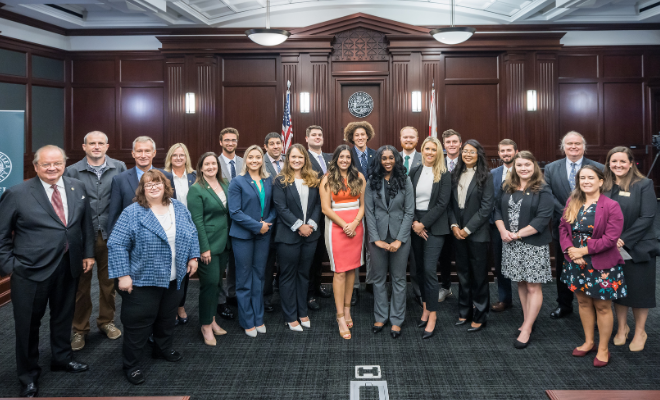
[369,145,407,199]
[279,144,320,188]
[134,169,174,208]
[325,144,364,196]
[451,139,490,188]
[343,121,375,145]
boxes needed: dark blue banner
[0,111,25,198]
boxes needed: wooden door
[339,84,383,149]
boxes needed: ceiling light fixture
[429,0,476,45]
[245,0,290,46]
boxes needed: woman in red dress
[320,144,366,340]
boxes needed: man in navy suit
[544,131,603,319]
[107,136,175,234]
[262,132,284,313]
[490,139,518,313]
[344,121,377,305]
[305,125,333,310]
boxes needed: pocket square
[82,196,85,199]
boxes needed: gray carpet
[1,239,660,398]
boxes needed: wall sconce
[526,90,537,112]
[185,93,195,114]
[412,91,422,113]
[300,92,310,113]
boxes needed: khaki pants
[72,232,116,334]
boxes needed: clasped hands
[375,240,402,253]
[566,246,589,265]
[451,226,468,240]
[118,258,198,294]
[259,221,273,234]
[499,230,519,243]
[342,220,360,238]
[298,224,314,237]
[412,221,428,240]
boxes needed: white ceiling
[1,0,660,29]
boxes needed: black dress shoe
[414,295,423,308]
[152,349,182,362]
[148,334,154,344]
[316,285,332,298]
[217,304,235,320]
[372,324,386,334]
[467,322,487,333]
[125,369,145,385]
[51,361,89,373]
[390,329,402,339]
[550,307,573,319]
[307,297,320,311]
[513,324,536,337]
[264,300,275,313]
[422,329,435,340]
[176,315,189,325]
[455,319,469,326]
[19,382,38,397]
[351,288,359,306]
[514,337,530,349]
[417,319,428,328]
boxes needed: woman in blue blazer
[229,145,277,337]
[108,170,199,385]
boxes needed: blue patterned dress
[560,203,627,300]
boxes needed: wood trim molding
[157,35,334,54]
[0,3,67,36]
[386,32,566,52]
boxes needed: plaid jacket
[108,199,200,289]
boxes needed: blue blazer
[228,174,277,240]
[107,199,200,289]
[107,167,176,234]
[351,147,377,180]
[489,165,504,224]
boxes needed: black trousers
[412,230,444,312]
[178,274,189,308]
[11,253,78,386]
[263,241,278,301]
[308,219,327,297]
[554,238,574,310]
[117,280,182,373]
[438,235,454,290]
[278,240,318,322]
[454,239,490,324]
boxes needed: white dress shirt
[308,149,327,172]
[457,167,476,209]
[502,165,512,183]
[415,165,434,211]
[172,171,189,208]
[220,154,237,180]
[446,155,459,172]
[268,154,284,174]
[290,179,318,232]
[40,177,68,224]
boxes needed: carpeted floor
[1,245,659,398]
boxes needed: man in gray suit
[399,126,423,307]
[217,127,243,320]
[262,132,284,312]
[544,131,603,319]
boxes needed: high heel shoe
[629,332,647,352]
[344,303,353,328]
[256,325,266,334]
[467,321,486,333]
[422,328,435,339]
[455,318,469,326]
[177,315,189,325]
[613,325,630,346]
[212,326,227,336]
[417,319,428,328]
[286,322,303,332]
[336,313,351,340]
[572,344,597,357]
[593,351,610,367]
[372,323,386,334]
[300,319,311,329]
[201,327,216,346]
[245,329,257,338]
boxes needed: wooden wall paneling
[195,56,217,159]
[119,87,165,151]
[647,54,660,78]
[121,58,165,82]
[445,55,499,80]
[282,54,299,146]
[603,55,642,78]
[603,83,644,146]
[72,59,115,83]
[504,53,526,153]
[422,52,441,141]
[558,83,599,147]
[558,54,598,79]
[71,87,116,149]
[536,53,558,164]
[391,53,410,143]
[311,55,330,140]
[224,58,277,82]
[165,57,185,148]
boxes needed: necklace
[154,206,174,232]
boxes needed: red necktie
[51,184,67,226]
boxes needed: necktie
[275,160,281,173]
[51,184,66,226]
[404,155,410,174]
[318,155,327,174]
[449,159,455,172]
[503,168,509,182]
[360,153,368,176]
[230,160,236,179]
[569,162,577,191]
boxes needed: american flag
[281,80,293,153]
[429,81,437,138]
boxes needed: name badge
[619,191,631,197]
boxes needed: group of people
[0,121,656,397]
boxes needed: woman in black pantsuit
[409,137,451,339]
[272,144,322,331]
[449,139,494,332]
[604,147,657,352]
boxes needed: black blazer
[272,176,322,244]
[409,165,452,236]
[448,171,495,243]
[107,167,176,234]
[604,178,659,262]
[309,151,332,175]
[351,146,377,180]
[544,157,603,226]
[0,177,95,281]
[493,184,554,247]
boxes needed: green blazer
[187,180,231,255]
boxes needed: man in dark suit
[344,121,377,305]
[305,125,333,310]
[399,126,423,307]
[544,131,603,319]
[262,132,284,313]
[107,136,175,234]
[0,145,96,398]
[490,139,518,313]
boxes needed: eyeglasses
[38,162,64,168]
[223,139,238,143]
[144,182,164,190]
[172,154,186,159]
[462,150,477,155]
